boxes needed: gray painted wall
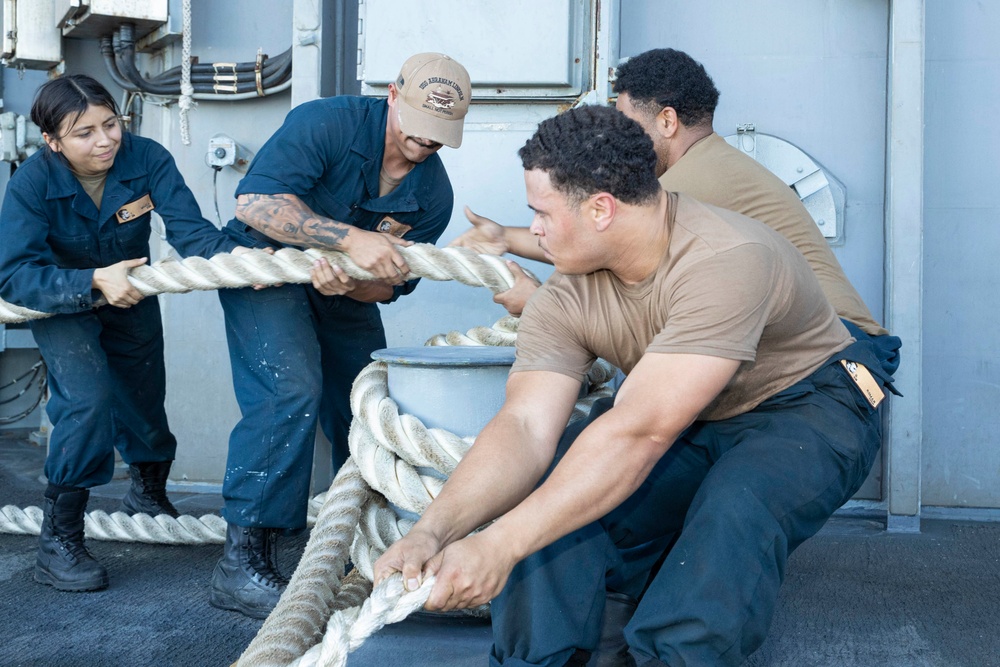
[922,1,999,509]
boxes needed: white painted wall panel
[360,0,587,96]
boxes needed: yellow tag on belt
[376,215,412,238]
[116,193,155,223]
[839,360,884,409]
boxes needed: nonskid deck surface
[1,432,997,667]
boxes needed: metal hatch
[724,124,846,243]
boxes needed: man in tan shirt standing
[375,106,897,666]
[451,49,891,343]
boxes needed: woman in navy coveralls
[0,75,245,592]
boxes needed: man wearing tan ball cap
[395,52,472,148]
[209,52,471,619]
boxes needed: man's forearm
[415,410,557,547]
[236,193,352,249]
[505,227,548,263]
[486,411,671,564]
[488,353,741,563]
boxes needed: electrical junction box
[1,0,63,69]
[359,0,590,99]
[207,134,253,173]
[56,0,168,40]
[207,135,237,168]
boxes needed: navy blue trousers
[489,347,887,667]
[29,297,176,489]
[217,283,385,529]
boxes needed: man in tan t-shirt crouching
[373,106,897,666]
[452,47,902,666]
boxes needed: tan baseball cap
[395,53,471,148]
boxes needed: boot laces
[55,530,94,562]
[243,537,286,590]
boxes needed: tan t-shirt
[73,171,107,210]
[513,193,853,421]
[660,133,887,336]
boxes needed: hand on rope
[492,260,541,317]
[277,573,434,667]
[372,526,443,593]
[374,526,514,612]
[311,257,358,296]
[0,243,528,324]
[339,228,413,285]
[92,257,148,308]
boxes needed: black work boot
[119,461,180,518]
[263,528,289,586]
[209,523,286,619]
[35,485,110,592]
[586,591,639,667]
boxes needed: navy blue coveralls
[217,96,453,530]
[490,333,901,667]
[0,134,236,489]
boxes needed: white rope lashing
[178,0,194,145]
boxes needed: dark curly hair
[518,105,661,206]
[613,48,719,128]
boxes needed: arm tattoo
[236,193,351,249]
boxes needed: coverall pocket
[49,233,98,268]
[310,184,354,224]
[115,217,152,257]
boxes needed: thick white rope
[178,0,194,145]
[425,315,519,347]
[0,504,227,544]
[284,574,434,667]
[0,244,518,324]
[237,349,615,666]
[237,459,373,667]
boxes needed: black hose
[105,24,292,97]
[115,25,181,95]
[148,57,291,87]
[100,37,140,92]
[147,47,292,84]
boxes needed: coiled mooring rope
[236,358,616,667]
